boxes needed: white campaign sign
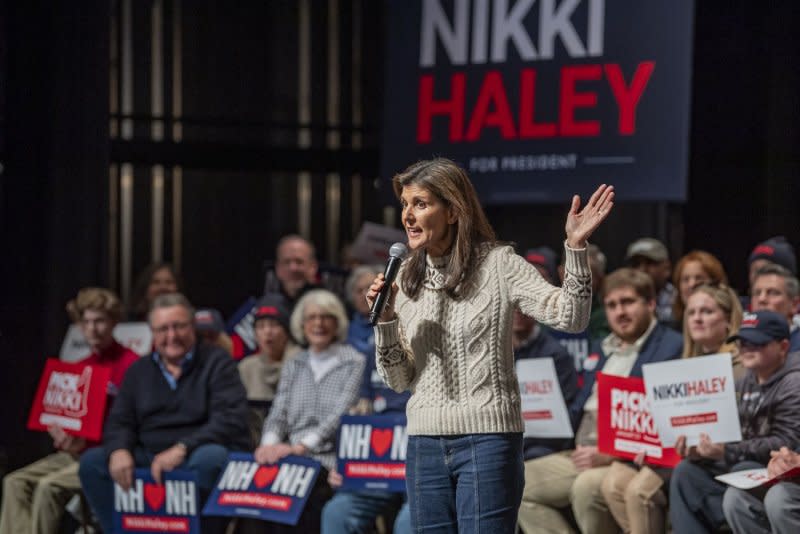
[715,469,771,490]
[60,323,151,362]
[516,358,574,439]
[642,353,741,447]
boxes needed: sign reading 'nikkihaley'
[643,353,741,447]
[381,0,694,203]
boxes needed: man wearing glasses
[79,293,249,534]
[670,310,800,533]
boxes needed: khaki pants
[517,451,617,534]
[599,461,666,534]
[0,452,80,534]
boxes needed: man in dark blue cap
[669,310,800,533]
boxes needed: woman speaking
[366,158,614,532]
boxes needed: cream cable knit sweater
[374,243,592,435]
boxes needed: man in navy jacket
[79,293,249,534]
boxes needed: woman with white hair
[253,288,365,533]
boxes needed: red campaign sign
[26,358,111,441]
[596,373,680,468]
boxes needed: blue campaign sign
[336,414,408,493]
[202,453,321,526]
[226,297,257,354]
[112,469,199,534]
[381,0,694,203]
[548,329,591,373]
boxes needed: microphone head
[389,242,409,259]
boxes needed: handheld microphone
[369,242,409,326]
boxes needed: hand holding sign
[152,445,188,485]
[110,449,135,491]
[255,443,293,465]
[48,425,86,456]
[769,447,800,478]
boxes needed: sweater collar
[424,252,451,290]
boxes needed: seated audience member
[747,236,797,289]
[513,308,578,460]
[670,310,800,533]
[672,250,729,327]
[625,238,676,325]
[0,288,138,534]
[271,234,320,309]
[238,296,299,443]
[79,293,249,534]
[321,267,412,534]
[230,234,320,359]
[724,445,800,533]
[344,265,382,361]
[128,262,181,320]
[194,307,234,355]
[751,263,800,351]
[517,268,683,534]
[682,283,745,379]
[254,289,365,533]
[599,283,742,534]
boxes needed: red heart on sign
[253,465,279,488]
[144,483,165,511]
[371,428,393,457]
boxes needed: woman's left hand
[565,184,615,249]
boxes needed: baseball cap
[748,236,797,275]
[194,308,225,333]
[728,310,790,346]
[525,247,558,284]
[252,294,291,333]
[626,238,669,263]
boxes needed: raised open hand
[565,184,615,249]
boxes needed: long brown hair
[393,158,497,300]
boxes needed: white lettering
[420,0,470,67]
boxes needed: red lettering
[559,65,601,136]
[605,62,655,135]
[465,71,516,141]
[417,73,465,143]
[519,69,556,138]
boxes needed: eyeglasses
[304,313,336,323]
[152,321,192,335]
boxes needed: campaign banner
[381,0,694,203]
[60,322,151,362]
[336,414,408,492]
[112,469,199,534]
[548,329,591,372]
[643,353,741,447]
[349,222,409,265]
[596,373,681,467]
[516,358,573,438]
[26,358,111,440]
[716,467,800,491]
[202,453,321,525]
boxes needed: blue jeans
[405,433,523,533]
[321,490,409,534]
[78,444,229,534]
[669,459,762,533]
